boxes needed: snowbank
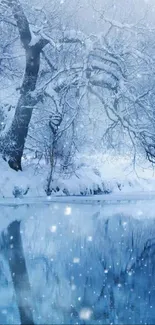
[1,153,155,198]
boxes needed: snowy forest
[1,0,155,196]
[1,1,155,325]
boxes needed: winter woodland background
[1,0,155,196]
[0,2,155,324]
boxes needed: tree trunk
[0,0,48,171]
[1,42,47,171]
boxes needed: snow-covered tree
[0,0,155,182]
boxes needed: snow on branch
[91,60,122,81]
[103,16,155,33]
[39,29,86,50]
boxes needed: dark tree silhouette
[0,0,49,171]
[2,220,35,324]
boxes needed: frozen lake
[0,198,155,324]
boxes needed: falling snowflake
[71,284,76,291]
[117,283,122,288]
[79,308,93,320]
[104,269,108,274]
[50,225,57,233]
[137,210,143,216]
[73,257,80,264]
[64,206,72,215]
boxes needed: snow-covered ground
[1,153,155,198]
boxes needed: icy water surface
[0,200,155,324]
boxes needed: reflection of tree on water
[91,217,155,324]
[93,238,155,324]
[2,221,35,325]
[0,208,155,324]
